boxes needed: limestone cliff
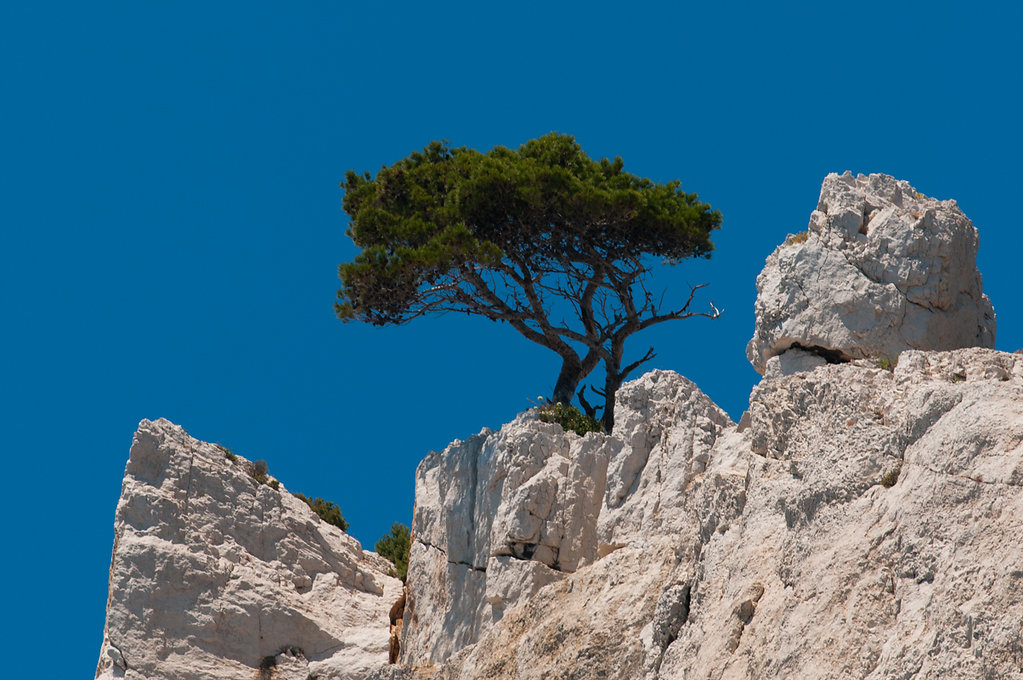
[99,173,1022,679]
[398,371,740,671]
[96,419,402,680]
[389,174,1021,679]
[407,348,1023,679]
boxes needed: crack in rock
[417,537,487,572]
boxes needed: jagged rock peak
[95,418,402,680]
[747,171,996,376]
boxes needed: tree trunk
[551,349,602,405]
[600,372,623,433]
[552,356,584,405]
[599,337,630,432]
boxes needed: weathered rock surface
[658,348,1023,679]
[747,172,996,374]
[400,412,622,665]
[401,371,743,671]
[99,174,1021,680]
[95,418,402,680]
[412,349,1023,679]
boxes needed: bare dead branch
[577,387,599,420]
[620,347,657,382]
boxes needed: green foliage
[216,444,237,464]
[337,133,722,429]
[294,492,349,532]
[880,465,902,488]
[337,134,720,326]
[215,446,277,489]
[537,401,604,436]
[784,231,809,246]
[251,459,269,484]
[874,356,895,371]
[375,523,411,582]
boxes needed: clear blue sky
[2,2,1019,676]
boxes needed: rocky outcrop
[95,419,402,680]
[99,173,1020,680]
[747,172,996,375]
[400,413,621,665]
[656,348,1023,679]
[414,349,1023,680]
[401,371,742,671]
[393,174,1019,679]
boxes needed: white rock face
[98,172,1021,680]
[415,349,1023,679]
[762,347,827,380]
[401,371,741,669]
[599,371,739,549]
[747,172,996,374]
[95,419,402,680]
[658,348,1023,679]
[401,412,620,665]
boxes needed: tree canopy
[337,132,721,429]
[375,523,411,582]
[293,492,349,532]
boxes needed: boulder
[747,172,996,374]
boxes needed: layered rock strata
[747,172,995,375]
[96,418,402,680]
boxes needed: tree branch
[620,347,656,382]
[577,387,599,420]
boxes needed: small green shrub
[375,523,411,582]
[784,231,809,246]
[216,444,237,464]
[880,465,902,488]
[294,492,349,532]
[874,356,895,371]
[251,459,269,484]
[268,479,280,491]
[537,401,603,436]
